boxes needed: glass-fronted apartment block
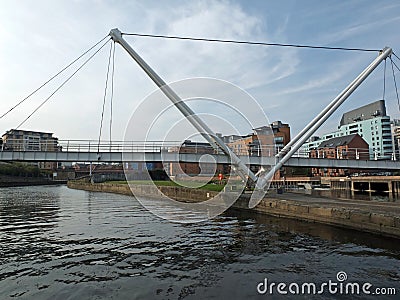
[301,100,394,160]
[1,129,60,169]
[392,119,400,160]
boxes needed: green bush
[0,162,43,177]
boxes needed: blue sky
[1,0,400,141]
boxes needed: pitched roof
[317,134,359,148]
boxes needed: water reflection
[0,186,60,226]
[230,209,400,253]
[0,186,398,299]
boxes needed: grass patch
[105,180,226,192]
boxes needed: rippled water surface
[0,185,399,299]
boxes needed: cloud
[321,16,400,47]
[1,0,399,141]
[135,0,299,88]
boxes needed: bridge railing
[292,147,372,159]
[59,140,183,153]
[230,146,397,161]
[0,140,184,153]
[1,139,397,161]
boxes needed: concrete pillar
[388,181,393,194]
[388,181,394,201]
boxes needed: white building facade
[301,100,394,160]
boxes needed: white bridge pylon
[251,46,393,207]
[108,28,393,206]
[109,29,258,184]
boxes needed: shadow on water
[226,208,400,253]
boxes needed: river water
[0,185,399,299]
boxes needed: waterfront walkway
[271,191,400,216]
[236,191,400,239]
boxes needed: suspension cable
[109,42,116,151]
[121,32,380,52]
[391,57,400,73]
[1,35,109,120]
[392,52,400,72]
[390,57,400,112]
[98,41,114,153]
[16,38,111,129]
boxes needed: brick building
[167,121,291,180]
[226,121,290,179]
[310,134,369,177]
[167,140,225,177]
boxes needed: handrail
[2,138,397,160]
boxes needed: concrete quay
[0,174,66,187]
[67,180,400,239]
[235,191,400,239]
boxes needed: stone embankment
[68,180,400,239]
[0,175,66,187]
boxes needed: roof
[340,100,387,126]
[2,128,54,138]
[317,134,360,148]
[182,140,212,147]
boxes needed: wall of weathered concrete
[67,180,219,202]
[67,181,400,239]
[233,195,400,239]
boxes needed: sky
[1,0,400,142]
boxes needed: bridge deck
[1,151,400,169]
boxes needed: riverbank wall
[67,180,400,239]
[232,194,400,239]
[67,180,218,201]
[0,175,66,187]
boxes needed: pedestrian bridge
[1,140,400,170]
